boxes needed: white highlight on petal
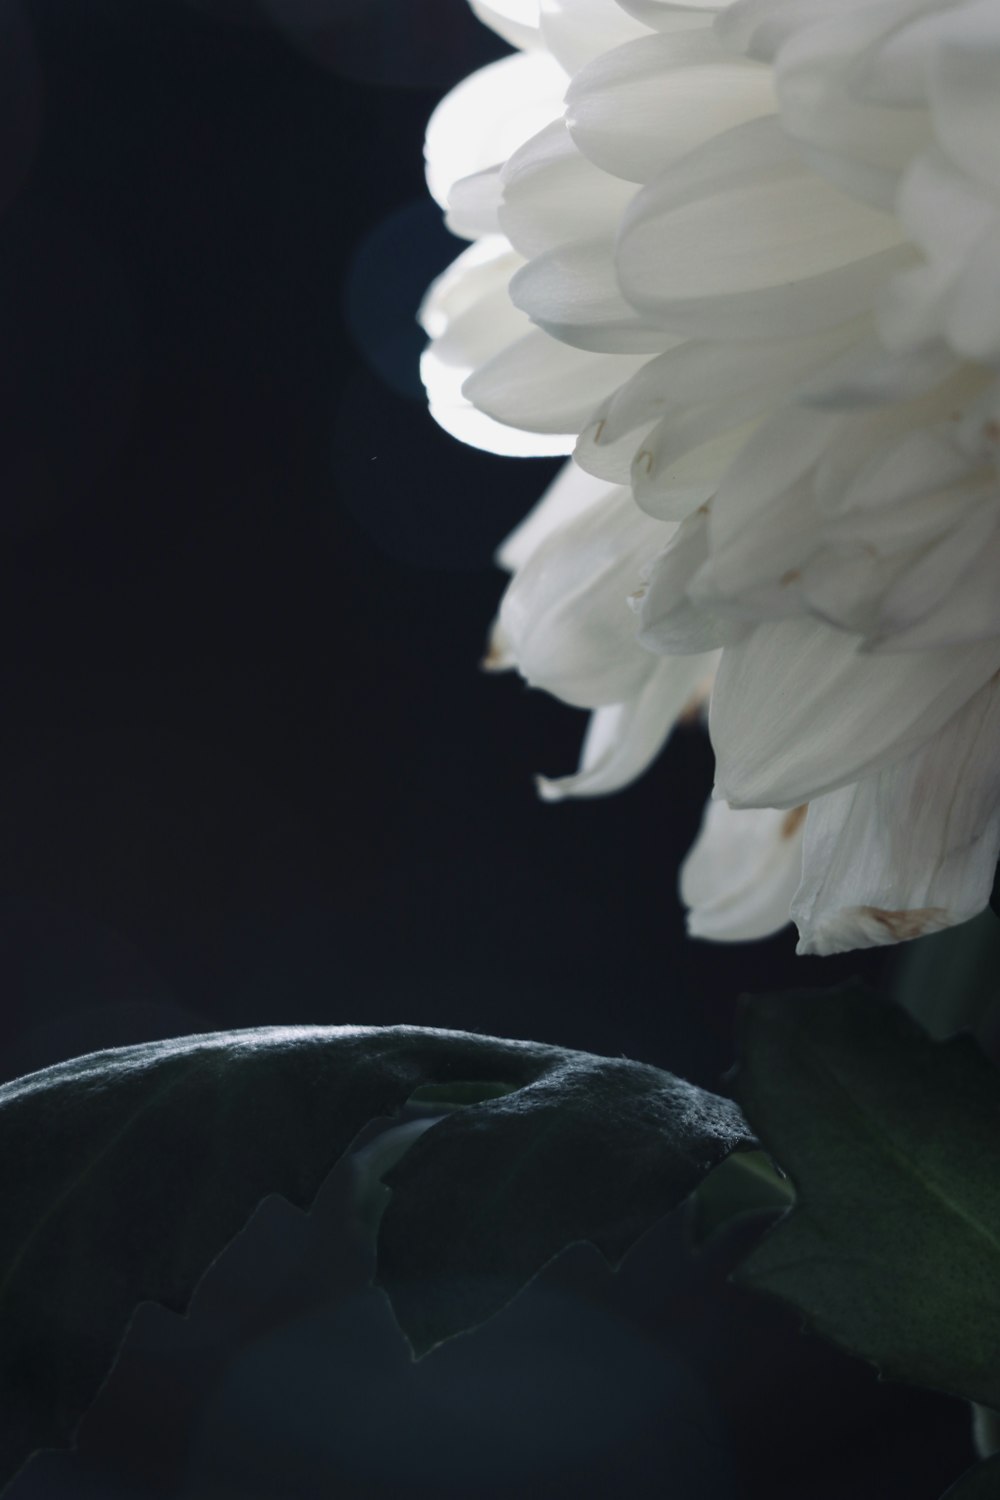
[420,238,576,456]
[424,52,567,213]
[469,0,543,51]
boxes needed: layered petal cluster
[422,0,1000,956]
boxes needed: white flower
[422,0,1000,956]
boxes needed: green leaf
[940,1453,1000,1499]
[0,1023,750,1490]
[893,908,1000,1040]
[687,1149,794,1251]
[733,983,1000,1409]
[375,1043,752,1356]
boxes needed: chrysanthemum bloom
[422,0,1000,956]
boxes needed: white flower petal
[821,479,986,554]
[618,0,726,31]
[774,2,934,207]
[574,404,661,483]
[870,516,1000,651]
[420,239,576,456]
[894,147,996,266]
[682,800,804,942]
[710,615,1000,808]
[499,484,669,707]
[878,147,1000,357]
[497,460,613,573]
[715,0,867,62]
[419,236,521,343]
[809,367,987,514]
[617,117,908,340]
[798,474,996,639]
[540,0,653,74]
[424,53,567,213]
[538,650,718,799]
[465,330,647,436]
[927,0,1000,195]
[877,496,996,625]
[704,406,840,588]
[632,424,759,520]
[946,224,1000,363]
[481,615,517,672]
[793,672,1000,955]
[469,0,543,51]
[627,346,851,518]
[421,0,1000,960]
[635,508,742,653]
[511,237,677,353]
[697,498,819,619]
[446,167,504,241]
[798,334,960,408]
[581,325,856,450]
[566,28,774,185]
[798,545,903,637]
[422,358,575,455]
[499,119,636,259]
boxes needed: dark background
[0,0,974,1494]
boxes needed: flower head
[422,0,1000,956]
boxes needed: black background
[0,0,975,1495]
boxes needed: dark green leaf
[376,1046,752,1356]
[688,1150,793,1251]
[733,983,1000,1408]
[893,908,1000,1041]
[940,1453,1000,1499]
[0,1023,750,1490]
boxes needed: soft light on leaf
[687,1148,793,1251]
[376,1044,752,1355]
[0,1023,750,1491]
